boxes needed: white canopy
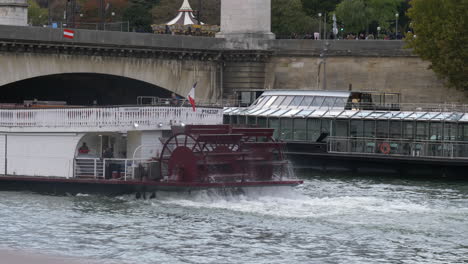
[166,0,204,25]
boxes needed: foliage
[406,0,468,90]
[335,0,403,33]
[301,0,341,17]
[80,0,129,23]
[272,0,318,35]
[28,0,48,26]
[123,4,153,32]
[151,0,220,25]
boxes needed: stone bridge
[0,24,466,104]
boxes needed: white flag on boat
[187,82,196,111]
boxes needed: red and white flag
[187,82,197,112]
[63,29,75,39]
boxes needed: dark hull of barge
[0,176,303,196]
[286,142,468,179]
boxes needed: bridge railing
[0,106,222,130]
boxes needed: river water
[0,176,467,264]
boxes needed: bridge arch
[0,52,221,103]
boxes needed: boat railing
[0,106,222,131]
[74,158,160,181]
[328,137,468,160]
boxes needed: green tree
[335,0,403,33]
[151,0,219,25]
[406,0,468,90]
[272,0,317,36]
[301,0,341,17]
[28,0,48,26]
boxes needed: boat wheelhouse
[224,90,468,177]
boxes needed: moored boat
[224,90,468,178]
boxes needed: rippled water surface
[1,176,467,264]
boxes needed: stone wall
[0,0,27,26]
[265,56,468,104]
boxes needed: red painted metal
[159,124,295,185]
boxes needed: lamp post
[318,13,322,40]
[198,0,202,25]
[395,13,399,39]
[377,26,381,39]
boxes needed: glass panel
[429,122,442,140]
[307,119,321,141]
[464,124,468,141]
[321,119,331,136]
[290,96,304,107]
[364,120,376,138]
[334,120,349,137]
[300,96,314,107]
[415,122,428,140]
[271,96,285,107]
[390,121,402,139]
[376,120,389,138]
[334,98,347,108]
[293,119,307,140]
[322,97,336,109]
[350,120,364,137]
[403,122,414,139]
[223,115,230,125]
[240,92,253,107]
[268,118,280,139]
[280,118,293,140]
[263,96,278,108]
[256,96,270,108]
[247,116,257,126]
[311,96,325,108]
[238,115,246,125]
[443,123,457,141]
[231,115,238,125]
[280,96,294,107]
[257,117,267,128]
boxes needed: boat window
[238,115,247,125]
[376,120,389,138]
[334,98,347,108]
[322,97,336,109]
[268,118,280,139]
[255,96,270,108]
[271,96,285,107]
[333,120,349,137]
[321,119,331,137]
[307,118,321,141]
[311,96,325,108]
[443,123,457,141]
[247,116,257,126]
[403,122,414,139]
[280,96,294,107]
[263,96,278,108]
[463,124,468,141]
[429,122,442,140]
[293,119,307,140]
[390,121,402,138]
[300,96,314,108]
[257,117,267,128]
[223,115,231,125]
[280,118,293,140]
[290,96,304,107]
[415,122,428,140]
[231,115,238,125]
[364,120,376,138]
[350,120,364,137]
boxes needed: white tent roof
[166,0,204,25]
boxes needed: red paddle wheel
[159,125,296,185]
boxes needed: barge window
[334,120,349,137]
[247,116,257,126]
[307,118,321,141]
[231,115,238,125]
[321,119,331,139]
[444,123,457,141]
[429,122,442,140]
[390,121,402,138]
[463,124,468,141]
[416,122,428,140]
[257,117,267,128]
[403,122,414,139]
[311,96,325,108]
[290,96,304,107]
[322,97,336,109]
[280,96,294,107]
[376,120,389,138]
[238,116,247,125]
[280,118,293,140]
[255,96,270,108]
[334,98,347,108]
[300,96,314,108]
[364,120,376,138]
[268,118,280,139]
[350,120,364,137]
[223,115,231,125]
[293,119,307,140]
[264,96,278,108]
[271,96,285,107]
